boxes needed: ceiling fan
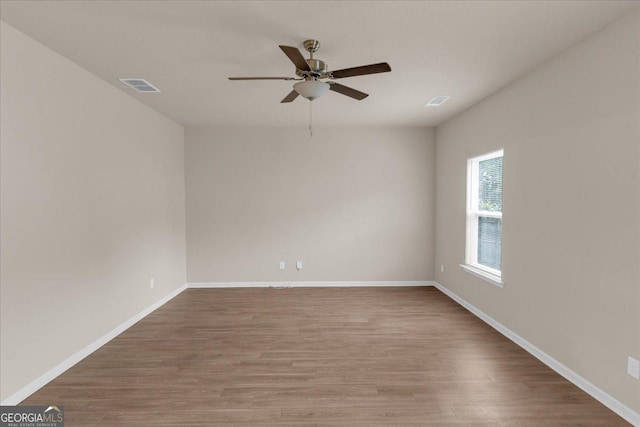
[228,39,391,103]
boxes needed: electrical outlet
[150,278,155,289]
[628,356,639,379]
[279,261,285,270]
[296,261,303,270]
[440,264,444,273]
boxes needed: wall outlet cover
[150,278,155,289]
[296,261,303,270]
[628,356,639,379]
[279,261,285,270]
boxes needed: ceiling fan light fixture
[294,80,330,100]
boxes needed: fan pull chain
[308,100,313,138]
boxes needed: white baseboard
[1,283,188,406]
[188,281,435,288]
[433,282,639,427]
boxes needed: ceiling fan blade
[330,62,391,79]
[280,90,299,103]
[329,83,369,100]
[279,45,311,72]
[228,77,299,80]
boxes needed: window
[463,149,504,287]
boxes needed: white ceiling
[1,1,637,128]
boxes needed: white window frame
[462,149,504,287]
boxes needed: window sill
[460,264,504,288]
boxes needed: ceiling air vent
[119,78,161,93]
[426,96,450,107]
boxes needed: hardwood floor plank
[20,287,630,426]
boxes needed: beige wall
[434,10,640,413]
[186,127,435,283]
[0,22,187,401]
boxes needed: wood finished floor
[22,287,629,426]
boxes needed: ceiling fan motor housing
[296,59,328,78]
